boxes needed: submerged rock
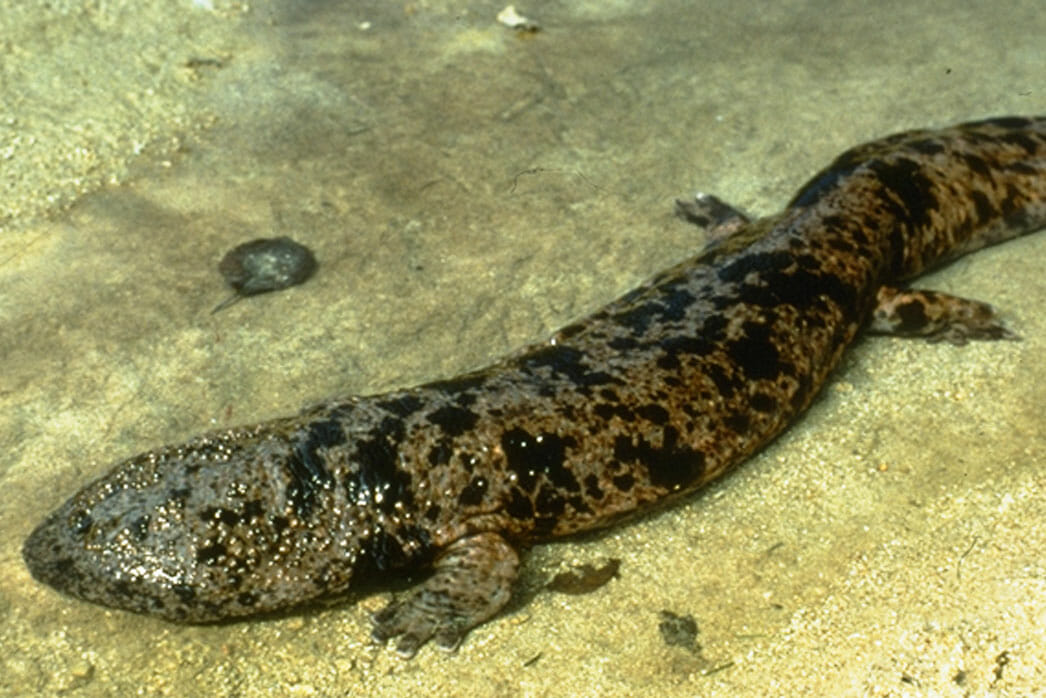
[212,236,317,313]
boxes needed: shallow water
[2,1,1044,695]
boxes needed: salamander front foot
[371,532,519,657]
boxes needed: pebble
[212,236,317,313]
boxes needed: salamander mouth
[23,506,191,620]
[23,512,82,595]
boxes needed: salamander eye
[70,510,93,537]
[128,515,151,542]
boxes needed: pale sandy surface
[2,1,1044,696]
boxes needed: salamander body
[24,116,1046,656]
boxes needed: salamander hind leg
[371,532,520,657]
[674,192,751,238]
[870,286,1019,345]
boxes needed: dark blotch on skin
[969,190,996,224]
[129,515,150,541]
[458,477,488,506]
[894,299,930,332]
[426,405,479,437]
[523,345,619,390]
[271,515,290,534]
[868,157,938,232]
[213,237,317,313]
[287,418,344,519]
[613,298,676,335]
[720,251,858,316]
[608,336,639,351]
[655,335,716,371]
[636,404,670,425]
[612,473,635,492]
[355,525,432,575]
[168,487,191,507]
[172,584,197,604]
[377,395,426,418]
[346,417,414,515]
[724,413,750,433]
[583,473,604,500]
[196,542,226,565]
[963,153,993,178]
[705,362,741,398]
[424,372,489,395]
[500,428,579,494]
[908,139,946,156]
[717,250,792,284]
[726,323,783,381]
[427,439,453,466]
[594,401,634,422]
[535,486,566,518]
[613,427,706,491]
[506,489,534,519]
[750,392,778,413]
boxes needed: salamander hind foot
[870,286,1020,345]
[674,192,751,236]
[371,532,520,657]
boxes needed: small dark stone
[658,610,699,650]
[212,236,317,313]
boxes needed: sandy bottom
[2,1,1044,696]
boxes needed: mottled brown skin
[24,117,1046,657]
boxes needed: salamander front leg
[371,532,520,657]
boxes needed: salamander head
[22,429,369,623]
